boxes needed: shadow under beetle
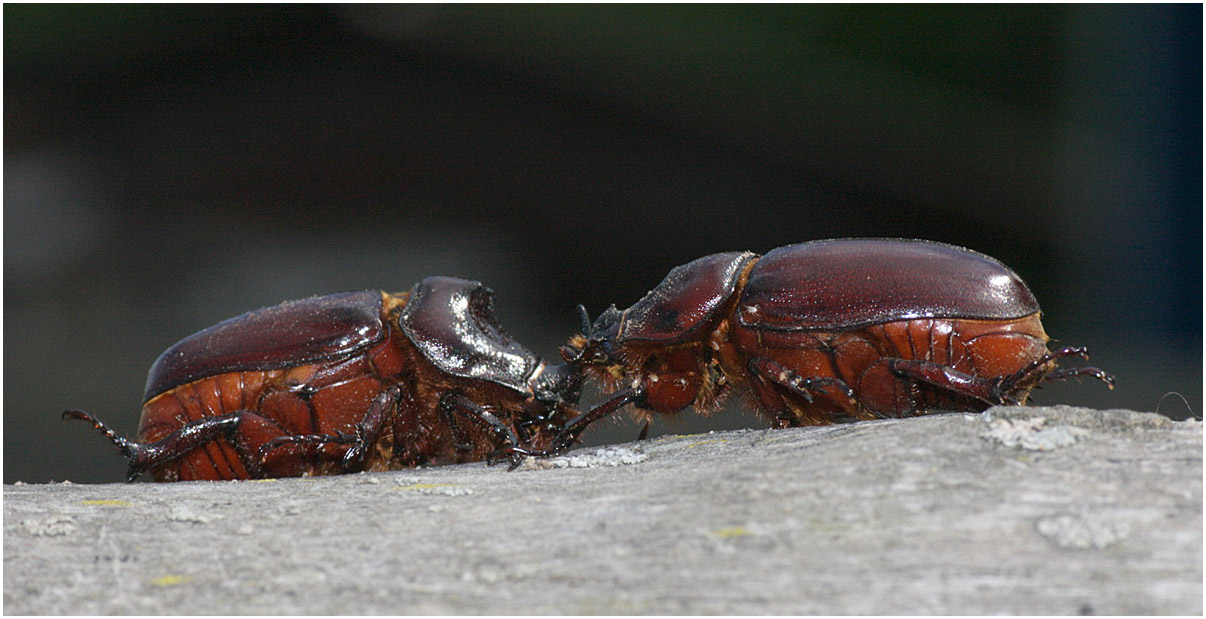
[507,239,1114,458]
[65,276,587,481]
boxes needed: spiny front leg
[438,392,520,458]
[439,392,527,466]
[493,387,645,468]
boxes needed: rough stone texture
[4,405,1201,614]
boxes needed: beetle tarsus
[64,409,253,481]
[998,346,1114,397]
[1040,366,1115,388]
[63,409,134,458]
[63,409,160,481]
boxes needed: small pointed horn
[576,304,592,335]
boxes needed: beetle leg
[254,432,358,473]
[997,346,1115,395]
[885,358,1010,404]
[439,392,523,462]
[1039,366,1116,386]
[438,393,504,451]
[495,387,645,467]
[637,420,652,441]
[341,385,401,471]
[64,409,243,482]
[746,358,857,426]
[887,347,1115,407]
[254,431,357,470]
[550,387,644,455]
[253,385,402,474]
[437,396,469,452]
[746,371,795,429]
[749,358,856,403]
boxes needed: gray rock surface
[5,405,1201,614]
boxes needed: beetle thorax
[622,320,739,415]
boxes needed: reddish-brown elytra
[65,277,586,481]
[512,239,1113,456]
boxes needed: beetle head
[560,304,621,367]
[520,361,586,445]
[532,361,584,408]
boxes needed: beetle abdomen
[737,239,1040,332]
[845,316,1049,414]
[737,314,1051,422]
[138,329,409,481]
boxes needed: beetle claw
[486,445,538,470]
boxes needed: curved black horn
[576,304,592,336]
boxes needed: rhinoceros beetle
[65,276,587,481]
[506,239,1114,457]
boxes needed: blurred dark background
[6,5,1201,483]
